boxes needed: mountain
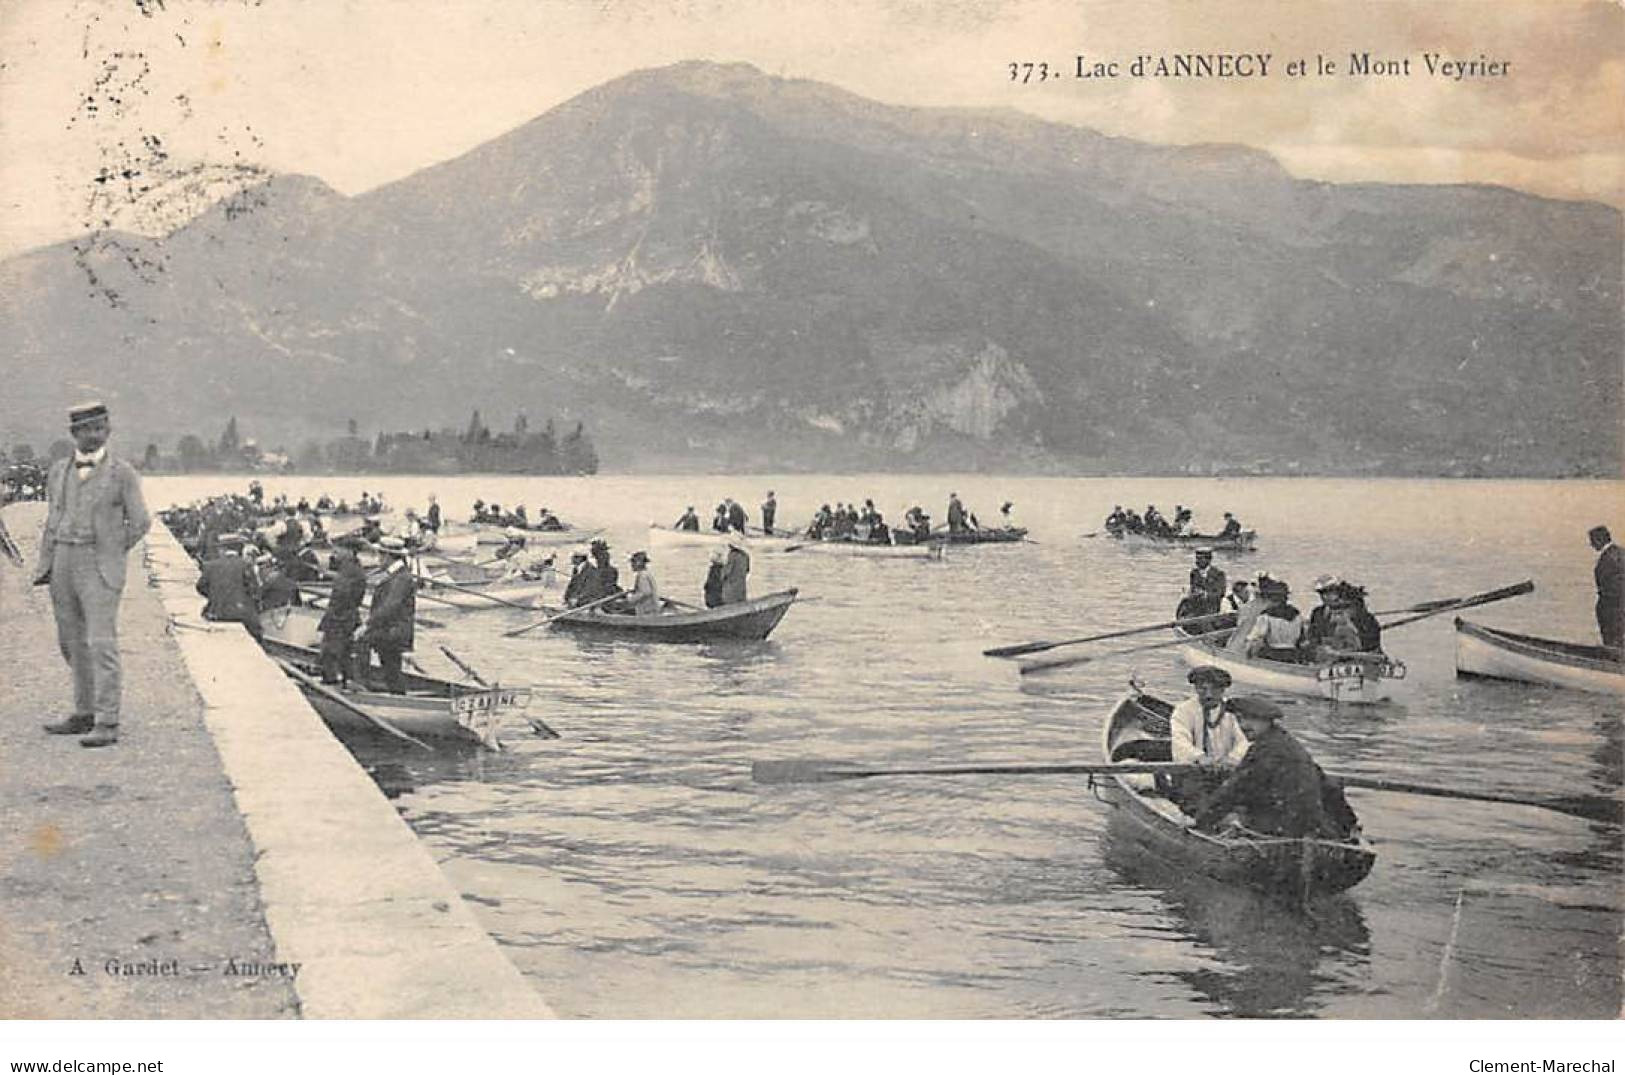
[2,61,1618,475]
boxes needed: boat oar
[1378,580,1533,630]
[984,611,1237,659]
[503,589,626,638]
[753,759,1196,785]
[1017,625,1235,675]
[1337,775,1620,825]
[439,645,489,686]
[275,659,434,752]
[415,572,535,611]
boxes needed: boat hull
[937,527,1028,545]
[257,606,530,745]
[1099,692,1374,900]
[780,539,943,560]
[1455,618,1624,695]
[646,525,799,551]
[1176,638,1401,704]
[418,575,554,610]
[544,589,798,642]
[1101,530,1257,552]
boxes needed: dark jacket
[703,562,725,608]
[197,554,259,624]
[1188,565,1227,610]
[721,547,750,604]
[319,559,368,633]
[364,567,416,649]
[727,502,747,532]
[1597,544,1623,609]
[1306,604,1383,653]
[1194,724,1354,838]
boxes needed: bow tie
[74,459,96,470]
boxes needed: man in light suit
[33,401,151,748]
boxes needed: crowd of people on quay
[1105,503,1242,540]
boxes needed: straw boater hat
[1195,547,1214,559]
[376,536,409,557]
[68,400,109,428]
[727,532,748,550]
[1314,574,1344,592]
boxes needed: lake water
[152,474,1624,1018]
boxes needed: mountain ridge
[1,61,1617,476]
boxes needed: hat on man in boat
[569,546,589,562]
[376,535,409,557]
[216,532,245,549]
[1187,666,1232,688]
[630,550,649,566]
[590,538,610,552]
[1226,695,1283,724]
[1194,547,1214,560]
[68,400,110,428]
[1313,573,1344,592]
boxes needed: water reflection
[1101,827,1371,1018]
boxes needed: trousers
[48,543,124,727]
[1599,598,1623,650]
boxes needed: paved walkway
[0,501,297,1018]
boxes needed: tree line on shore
[1,410,598,484]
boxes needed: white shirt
[1247,609,1305,649]
[1168,696,1250,767]
[72,446,106,481]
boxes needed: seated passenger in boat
[1193,697,1360,840]
[1173,505,1192,533]
[1143,505,1166,537]
[1105,505,1126,534]
[1226,579,1253,613]
[1186,548,1227,617]
[675,506,701,531]
[536,507,564,531]
[1220,512,1242,539]
[904,506,931,541]
[1244,578,1307,662]
[868,513,892,545]
[711,503,730,532]
[703,548,726,608]
[1224,575,1273,652]
[1305,579,1383,657]
[1159,667,1249,813]
[618,551,660,616]
[563,548,591,606]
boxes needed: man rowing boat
[1193,696,1360,840]
[1159,667,1249,812]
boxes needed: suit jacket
[319,560,368,632]
[1597,545,1624,608]
[721,547,750,604]
[36,455,151,591]
[364,567,416,649]
[1194,724,1340,838]
[196,554,259,623]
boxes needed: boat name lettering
[451,687,531,715]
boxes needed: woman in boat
[1193,697,1360,840]
[620,551,660,616]
[1243,578,1307,662]
[721,534,750,605]
[703,549,726,608]
[563,548,592,606]
[1305,578,1383,657]
[1161,666,1250,812]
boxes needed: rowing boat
[1454,618,1625,695]
[1097,690,1375,899]
[1099,529,1257,552]
[257,605,533,747]
[540,589,799,642]
[646,524,799,551]
[777,538,944,560]
[1176,629,1404,705]
[936,527,1028,545]
[435,523,603,554]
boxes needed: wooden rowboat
[1100,529,1257,552]
[1097,690,1375,900]
[1175,629,1403,705]
[541,589,798,642]
[778,538,943,560]
[416,574,555,610]
[646,524,799,551]
[1455,618,1624,695]
[936,527,1028,545]
[258,605,534,747]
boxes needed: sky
[1,0,1620,258]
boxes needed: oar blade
[983,639,1057,659]
[752,759,861,785]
